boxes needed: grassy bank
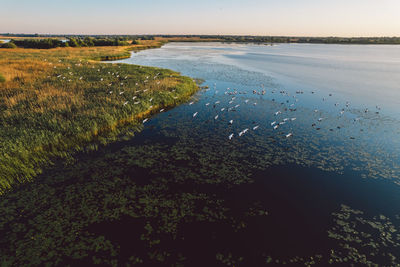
[0,40,197,193]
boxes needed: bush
[1,42,17,48]
[12,39,63,49]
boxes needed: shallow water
[2,43,400,266]
[120,42,400,264]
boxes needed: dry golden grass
[0,40,162,82]
[0,40,199,192]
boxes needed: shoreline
[0,41,198,193]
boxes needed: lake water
[118,42,400,265]
[2,43,400,266]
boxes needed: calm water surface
[117,42,400,264]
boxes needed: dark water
[2,43,400,266]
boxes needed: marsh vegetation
[0,41,197,192]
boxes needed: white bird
[193,112,198,117]
[283,118,289,122]
[132,96,137,100]
[149,98,153,102]
[214,115,219,120]
[123,101,129,106]
[273,125,279,130]
[134,101,140,104]
[215,101,220,104]
[318,118,324,122]
[109,91,113,94]
[275,111,281,116]
[234,104,240,108]
[245,99,249,103]
[160,109,165,112]
[286,133,293,138]
[143,118,148,123]
[205,103,210,106]
[119,91,124,95]
[229,100,233,104]
[221,108,225,112]
[253,125,259,130]
[271,121,276,126]
[291,118,296,121]
[189,101,194,105]
[229,133,234,140]
[229,120,233,124]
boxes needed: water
[2,43,400,266]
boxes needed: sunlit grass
[0,40,197,192]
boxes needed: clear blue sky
[1,0,399,36]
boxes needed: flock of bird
[187,83,381,141]
[51,60,381,142]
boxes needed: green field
[0,42,198,192]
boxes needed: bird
[253,125,259,130]
[229,120,233,124]
[221,108,225,112]
[123,101,129,106]
[286,133,293,138]
[189,101,194,105]
[205,103,210,106]
[229,133,234,140]
[160,109,165,112]
[271,121,276,126]
[273,125,279,130]
[214,115,219,120]
[193,112,198,117]
[143,118,148,123]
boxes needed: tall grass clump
[0,41,197,193]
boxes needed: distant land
[1,34,400,45]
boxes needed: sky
[1,0,399,37]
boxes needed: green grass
[0,43,197,193]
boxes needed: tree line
[1,37,137,49]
